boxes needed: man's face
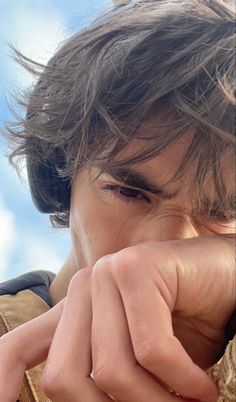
[69,134,235,270]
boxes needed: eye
[101,184,150,203]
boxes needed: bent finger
[41,268,113,402]
[92,261,203,402]
[114,269,219,402]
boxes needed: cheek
[70,191,129,268]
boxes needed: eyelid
[101,174,153,197]
[101,183,150,203]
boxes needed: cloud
[0,198,16,282]
[22,236,64,274]
[0,1,67,88]
[0,153,30,202]
[0,145,69,282]
[0,206,67,282]
[0,190,67,282]
[0,1,83,283]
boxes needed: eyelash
[101,184,235,223]
[101,184,150,204]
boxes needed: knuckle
[92,256,112,283]
[111,246,143,284]
[134,337,170,368]
[93,364,127,393]
[93,254,113,274]
[68,267,92,292]
[41,366,68,398]
[93,244,152,284]
[93,364,113,390]
[40,374,57,397]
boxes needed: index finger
[0,300,64,401]
[41,268,114,402]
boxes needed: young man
[0,0,235,401]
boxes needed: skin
[69,135,235,270]
[0,133,235,402]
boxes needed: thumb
[0,299,64,401]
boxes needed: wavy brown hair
[4,0,236,228]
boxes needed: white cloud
[0,1,67,87]
[0,192,66,281]
[0,198,16,281]
[0,0,68,279]
[0,154,69,281]
[0,183,70,283]
[0,211,66,281]
[22,236,63,274]
[0,153,30,200]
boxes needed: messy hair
[4,0,236,228]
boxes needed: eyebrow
[101,166,236,212]
[201,197,236,217]
[102,167,177,200]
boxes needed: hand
[0,235,234,401]
[87,235,234,401]
[0,271,199,402]
[0,272,198,402]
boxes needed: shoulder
[0,270,56,335]
[0,270,56,307]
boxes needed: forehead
[125,135,193,181]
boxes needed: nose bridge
[131,208,198,244]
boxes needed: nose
[130,209,198,244]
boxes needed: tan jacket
[0,290,235,402]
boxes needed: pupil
[120,188,139,198]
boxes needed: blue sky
[0,0,112,281]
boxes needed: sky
[0,0,112,282]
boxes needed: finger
[0,300,63,402]
[41,268,114,402]
[114,266,219,402]
[92,260,200,402]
